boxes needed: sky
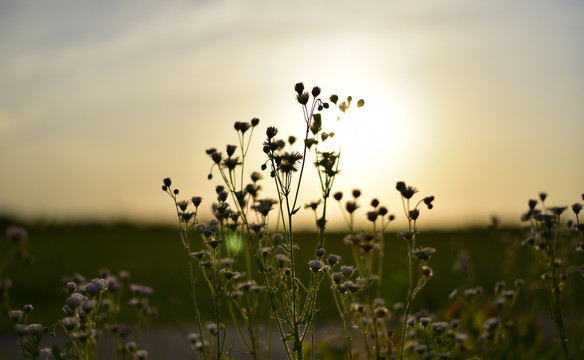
[1,0,583,230]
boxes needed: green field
[2,220,581,328]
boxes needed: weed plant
[2,82,583,360]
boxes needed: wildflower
[305,199,322,211]
[24,304,33,313]
[345,200,359,214]
[223,157,241,171]
[333,191,343,201]
[86,278,108,296]
[367,211,378,222]
[275,254,290,268]
[396,181,417,199]
[136,350,149,360]
[341,265,355,277]
[25,323,44,335]
[211,152,222,164]
[294,82,304,95]
[163,178,172,187]
[6,225,28,243]
[539,192,547,202]
[177,200,189,211]
[266,126,278,139]
[191,196,202,207]
[549,206,567,215]
[332,272,342,284]
[288,135,296,145]
[371,198,379,207]
[411,247,436,261]
[397,229,419,240]
[315,248,325,258]
[327,254,341,266]
[420,317,432,327]
[572,203,583,214]
[9,310,23,323]
[528,199,538,210]
[297,91,309,105]
[251,117,260,126]
[408,209,419,220]
[352,189,361,198]
[309,260,324,272]
[226,144,237,157]
[311,86,321,97]
[304,138,317,149]
[129,284,154,296]
[278,151,303,173]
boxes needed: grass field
[2,219,581,330]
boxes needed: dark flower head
[352,189,361,198]
[332,272,342,284]
[333,191,343,201]
[297,92,309,105]
[223,157,241,171]
[177,200,189,211]
[378,206,388,216]
[278,151,303,173]
[163,178,172,187]
[288,135,296,145]
[409,209,420,220]
[251,117,260,126]
[398,183,418,199]
[211,152,222,164]
[367,211,378,222]
[305,199,322,211]
[345,200,359,214]
[327,253,341,266]
[341,265,355,277]
[311,86,321,97]
[549,206,567,216]
[218,191,228,202]
[315,248,325,258]
[572,203,582,215]
[396,181,406,192]
[329,94,338,104]
[411,247,436,261]
[294,82,304,95]
[528,199,538,210]
[309,260,324,272]
[205,148,216,155]
[266,126,278,139]
[191,196,202,207]
[251,171,262,182]
[539,192,547,202]
[252,199,277,217]
[226,144,237,157]
[304,138,317,149]
[371,198,379,208]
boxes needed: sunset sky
[1,0,583,230]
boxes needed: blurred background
[1,0,583,229]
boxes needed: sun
[319,84,417,181]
